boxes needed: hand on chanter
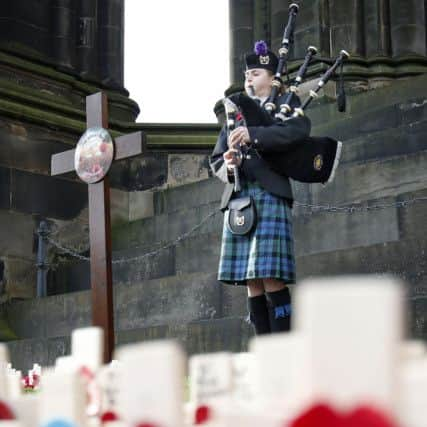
[223,148,242,170]
[228,126,251,149]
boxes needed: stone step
[114,187,427,284]
[5,315,253,371]
[115,146,427,244]
[338,119,427,166]
[153,176,224,216]
[308,73,427,128]
[311,96,427,141]
[296,235,427,342]
[294,186,427,259]
[52,145,427,293]
[112,199,222,252]
[307,148,427,206]
[51,228,224,293]
[312,95,427,142]
[131,115,427,223]
[2,271,248,341]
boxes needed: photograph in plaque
[74,127,114,184]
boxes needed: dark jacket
[209,114,311,210]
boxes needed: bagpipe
[222,3,349,185]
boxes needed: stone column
[254,0,271,45]
[270,0,289,53]
[98,0,125,89]
[363,0,391,57]
[51,0,77,72]
[328,0,365,56]
[291,0,332,59]
[389,0,426,57]
[229,0,254,86]
[0,0,51,61]
[77,0,98,80]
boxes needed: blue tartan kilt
[218,180,296,286]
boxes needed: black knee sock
[266,287,292,333]
[247,294,271,335]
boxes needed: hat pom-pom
[254,40,268,56]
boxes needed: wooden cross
[51,92,145,363]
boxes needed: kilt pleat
[218,181,296,286]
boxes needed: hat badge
[259,55,270,65]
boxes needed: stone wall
[0,0,125,90]
[229,0,427,86]
[1,0,427,371]
[3,72,427,370]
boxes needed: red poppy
[32,373,40,387]
[194,405,212,425]
[346,406,400,427]
[100,411,119,424]
[22,375,32,388]
[289,403,342,427]
[0,401,15,420]
[289,403,399,427]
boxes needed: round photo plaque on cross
[74,127,114,184]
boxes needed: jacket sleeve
[209,126,234,184]
[247,115,311,153]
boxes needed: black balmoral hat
[245,40,278,73]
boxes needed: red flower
[32,373,40,387]
[346,406,400,427]
[0,401,15,420]
[100,411,119,424]
[194,405,212,425]
[289,403,400,427]
[22,375,34,390]
[290,404,341,427]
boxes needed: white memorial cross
[71,327,104,373]
[39,369,87,427]
[96,360,121,418]
[397,343,427,427]
[9,395,40,427]
[293,275,404,415]
[115,340,186,427]
[249,332,309,421]
[230,353,256,405]
[5,369,21,399]
[189,352,233,407]
[0,344,10,399]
